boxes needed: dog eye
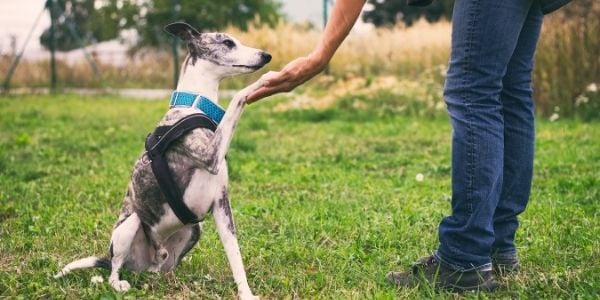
[222,39,236,48]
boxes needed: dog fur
[54,22,271,300]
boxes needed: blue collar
[170,91,225,124]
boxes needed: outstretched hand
[246,0,366,103]
[246,55,326,104]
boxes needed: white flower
[91,276,104,284]
[554,106,560,112]
[416,173,424,182]
[438,64,448,77]
[586,83,598,93]
[435,101,446,110]
[575,94,589,107]
[549,113,559,122]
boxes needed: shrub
[534,2,600,119]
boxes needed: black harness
[145,113,217,225]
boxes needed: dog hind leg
[161,223,202,272]
[108,213,141,291]
[213,188,258,300]
[144,225,169,272]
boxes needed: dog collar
[170,91,225,124]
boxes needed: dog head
[165,22,271,78]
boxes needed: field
[0,94,598,298]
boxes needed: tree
[132,0,281,49]
[40,0,126,51]
[362,0,453,27]
[40,0,281,51]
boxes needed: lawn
[0,94,598,299]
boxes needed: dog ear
[164,22,201,41]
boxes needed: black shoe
[387,254,499,292]
[492,255,520,276]
[407,0,434,7]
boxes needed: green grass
[0,94,598,299]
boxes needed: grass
[0,94,598,299]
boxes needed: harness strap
[145,113,217,225]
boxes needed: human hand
[246,55,326,104]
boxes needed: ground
[0,94,598,299]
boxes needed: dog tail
[54,256,111,278]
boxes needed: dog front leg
[213,188,258,300]
[203,79,265,174]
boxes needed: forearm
[312,0,367,66]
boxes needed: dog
[54,22,271,300]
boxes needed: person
[247,0,572,292]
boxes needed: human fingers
[246,81,295,103]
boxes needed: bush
[534,1,600,119]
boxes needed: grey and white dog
[54,22,272,300]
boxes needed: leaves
[363,0,453,27]
[39,0,281,52]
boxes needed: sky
[0,0,329,57]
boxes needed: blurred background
[1,0,598,119]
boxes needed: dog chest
[183,166,228,215]
[151,166,226,240]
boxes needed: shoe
[386,254,499,292]
[492,255,520,276]
[407,0,434,7]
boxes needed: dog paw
[238,293,259,300]
[53,271,65,279]
[157,248,169,262]
[111,280,131,292]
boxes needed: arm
[247,0,366,103]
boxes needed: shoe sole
[441,277,500,293]
[387,272,501,293]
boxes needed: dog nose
[260,52,272,63]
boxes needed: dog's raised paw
[111,280,131,292]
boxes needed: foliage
[363,0,453,27]
[39,0,136,51]
[131,0,281,49]
[0,95,598,298]
[39,0,281,51]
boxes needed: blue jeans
[437,0,544,270]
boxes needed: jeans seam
[463,0,480,215]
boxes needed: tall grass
[225,19,451,79]
[0,51,175,89]
[533,3,600,119]
[1,9,597,118]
